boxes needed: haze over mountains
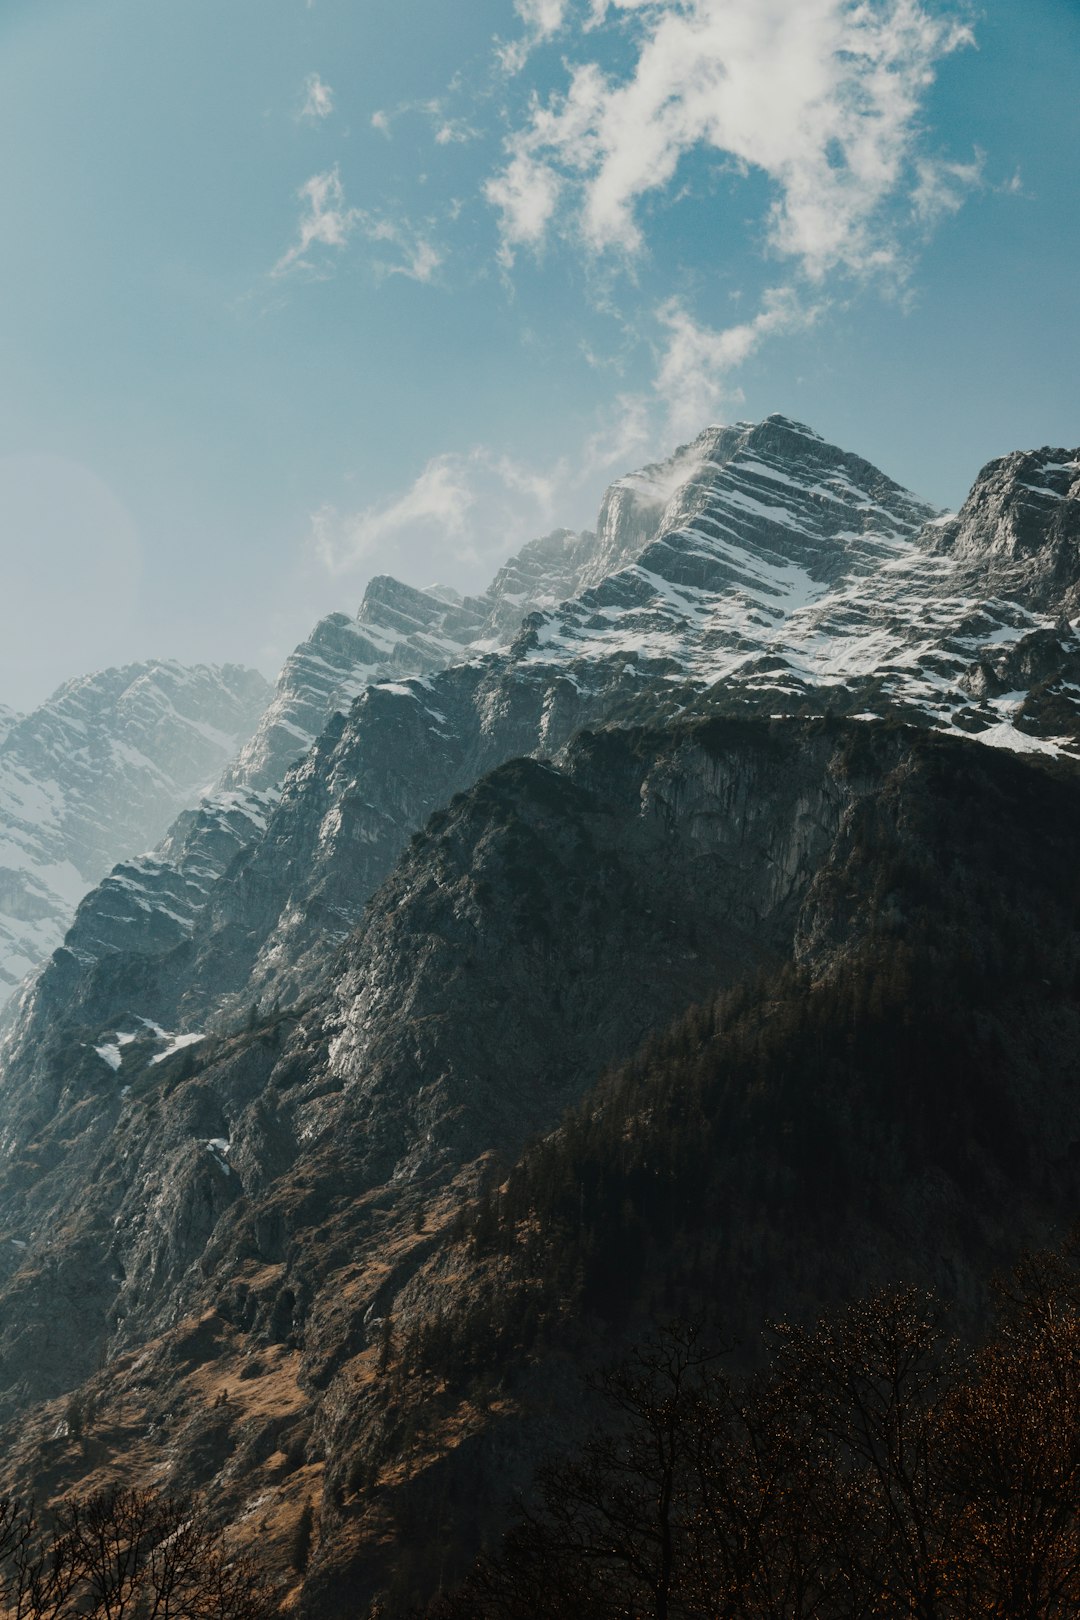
[0,664,270,1009]
[0,415,1077,1615]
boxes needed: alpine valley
[0,415,1078,1615]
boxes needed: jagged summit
[515,415,935,682]
[227,416,941,801]
[505,422,1080,760]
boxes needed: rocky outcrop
[222,469,684,802]
[930,445,1080,608]
[0,724,977,1398]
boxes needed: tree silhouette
[0,1486,274,1619]
[429,1242,1080,1619]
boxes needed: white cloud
[498,0,571,72]
[654,288,820,437]
[272,169,441,283]
[911,152,983,226]
[484,154,562,266]
[434,118,478,146]
[369,97,478,147]
[516,0,569,31]
[576,392,654,482]
[299,72,334,121]
[312,448,568,583]
[311,379,712,598]
[272,167,359,278]
[488,0,974,280]
[313,457,476,573]
[364,217,443,283]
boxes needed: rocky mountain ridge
[17,414,1080,1044]
[0,475,661,1019]
[223,461,679,799]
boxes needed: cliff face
[930,445,1080,603]
[0,720,858,1341]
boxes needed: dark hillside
[0,721,1078,1616]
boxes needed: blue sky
[0,0,1076,710]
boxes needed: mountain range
[0,414,1077,1616]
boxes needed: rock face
[930,445,1080,596]
[0,415,1079,1614]
[0,662,270,1008]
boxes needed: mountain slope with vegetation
[0,720,1078,1614]
[0,420,1078,1616]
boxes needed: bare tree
[430,1246,1080,1620]
[0,1488,276,1620]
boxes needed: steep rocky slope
[0,662,270,1009]
[223,470,672,800]
[0,721,1077,1616]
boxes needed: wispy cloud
[311,382,699,594]
[484,155,562,265]
[272,167,359,278]
[654,288,821,438]
[312,447,563,581]
[498,0,571,73]
[488,0,975,280]
[299,72,335,121]
[434,117,478,146]
[368,97,478,147]
[911,152,984,227]
[365,218,443,283]
[272,167,441,283]
[313,456,476,572]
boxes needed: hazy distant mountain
[0,661,270,1009]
